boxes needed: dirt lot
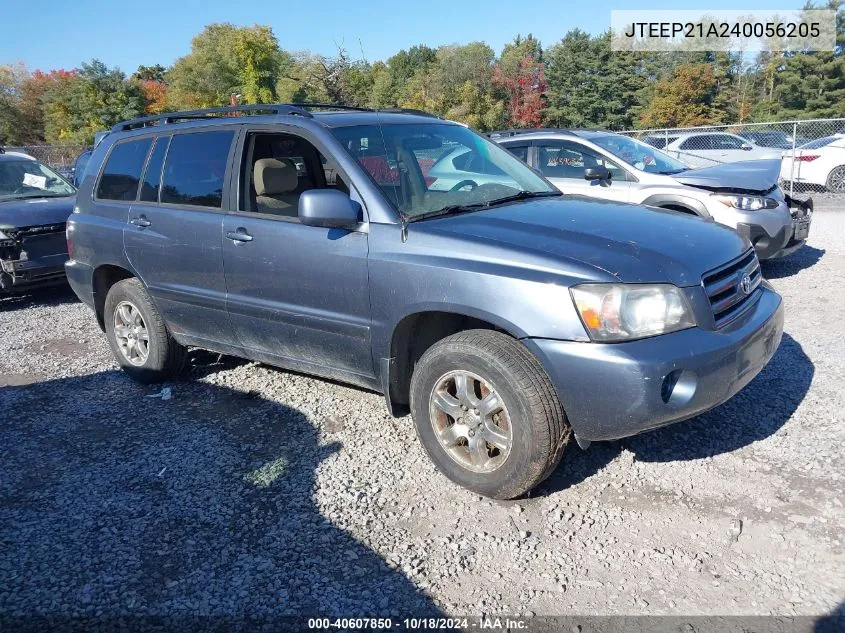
[1,211,843,623]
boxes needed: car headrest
[254,158,298,196]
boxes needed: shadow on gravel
[815,600,845,633]
[0,283,78,313]
[0,371,442,620]
[761,245,825,279]
[546,332,814,491]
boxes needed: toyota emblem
[740,273,752,295]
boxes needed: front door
[221,129,373,381]
[532,139,632,202]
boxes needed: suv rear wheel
[104,278,187,383]
[409,330,570,499]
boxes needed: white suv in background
[644,131,782,166]
[490,129,810,260]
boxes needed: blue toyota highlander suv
[66,104,784,499]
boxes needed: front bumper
[524,286,784,443]
[0,254,68,292]
[734,196,812,260]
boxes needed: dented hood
[672,159,781,193]
[0,196,75,229]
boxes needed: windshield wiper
[659,169,687,175]
[404,191,562,224]
[404,202,489,224]
[481,190,562,206]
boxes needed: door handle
[226,229,253,243]
[130,216,151,228]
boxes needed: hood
[0,196,75,229]
[672,159,780,193]
[412,196,749,287]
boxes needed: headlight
[570,284,696,342]
[713,194,778,210]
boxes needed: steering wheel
[450,179,478,192]
[12,185,32,195]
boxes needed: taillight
[795,155,820,162]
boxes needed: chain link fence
[2,144,88,180]
[619,118,845,197]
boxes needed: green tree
[639,64,720,127]
[168,24,290,107]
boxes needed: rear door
[122,128,240,348]
[221,126,373,380]
[532,139,633,202]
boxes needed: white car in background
[645,131,782,167]
[780,135,845,192]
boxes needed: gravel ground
[1,211,843,623]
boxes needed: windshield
[588,134,689,174]
[0,159,76,201]
[330,123,556,219]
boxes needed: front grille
[702,249,762,328]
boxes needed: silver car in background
[644,131,783,166]
[491,129,811,260]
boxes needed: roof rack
[111,104,315,132]
[112,103,443,133]
[486,128,573,138]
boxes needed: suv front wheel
[104,278,187,383]
[409,330,570,499]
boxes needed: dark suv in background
[66,104,783,499]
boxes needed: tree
[639,64,720,127]
[168,24,289,107]
[493,56,547,128]
[132,64,167,82]
[499,34,543,77]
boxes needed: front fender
[641,193,710,218]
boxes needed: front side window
[96,138,153,201]
[160,131,234,208]
[588,134,688,175]
[535,140,629,181]
[331,123,554,219]
[0,159,76,202]
[240,132,322,218]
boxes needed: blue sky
[3,0,799,72]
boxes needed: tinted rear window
[96,138,153,201]
[800,136,836,149]
[160,131,234,208]
[140,137,170,202]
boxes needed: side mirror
[584,167,612,181]
[298,189,362,229]
[741,144,753,151]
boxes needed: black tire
[409,330,570,499]
[104,278,187,383]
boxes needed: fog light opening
[660,369,697,408]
